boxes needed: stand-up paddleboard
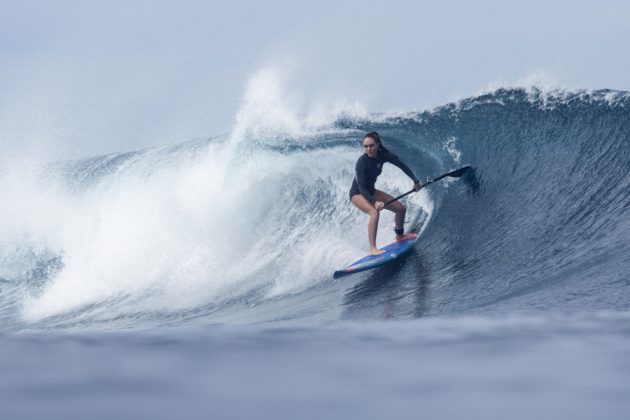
[333,166,472,279]
[333,232,419,278]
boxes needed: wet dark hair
[364,131,389,153]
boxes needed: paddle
[384,165,472,206]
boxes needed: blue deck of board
[333,235,418,278]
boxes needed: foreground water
[2,312,630,420]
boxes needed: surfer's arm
[386,152,420,184]
[355,159,376,204]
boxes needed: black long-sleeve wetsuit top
[349,149,419,203]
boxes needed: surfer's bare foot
[395,234,405,241]
[369,248,386,256]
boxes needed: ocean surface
[1,87,630,418]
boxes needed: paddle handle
[383,165,471,206]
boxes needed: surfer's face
[363,138,378,157]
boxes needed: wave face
[1,87,629,330]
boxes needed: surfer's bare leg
[374,190,406,238]
[351,194,385,255]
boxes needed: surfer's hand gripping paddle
[384,165,472,206]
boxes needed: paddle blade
[447,165,471,178]
[427,165,472,184]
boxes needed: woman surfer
[349,131,422,255]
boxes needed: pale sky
[1,0,629,159]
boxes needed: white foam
[2,66,439,325]
[231,64,369,145]
[444,136,462,164]
[7,130,434,324]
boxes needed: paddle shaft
[383,165,471,206]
